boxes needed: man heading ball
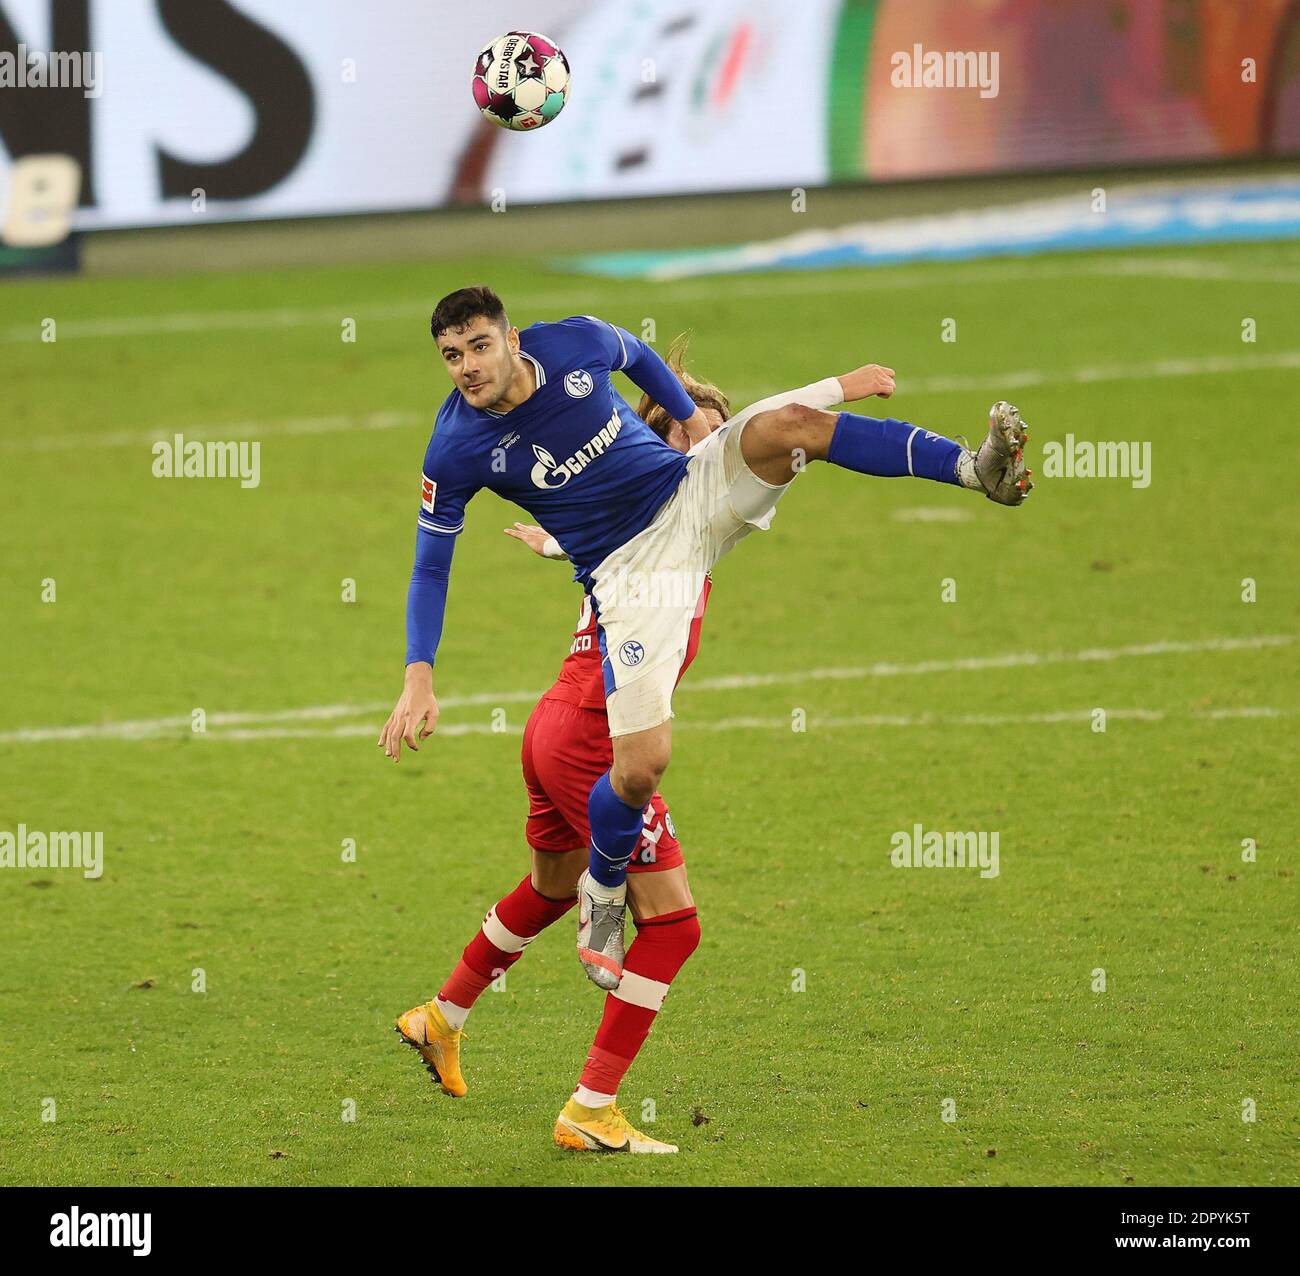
[379,286,1031,993]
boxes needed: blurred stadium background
[4,0,1300,265]
[2,0,1298,1187]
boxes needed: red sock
[575,907,701,1104]
[438,875,575,1015]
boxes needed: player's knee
[617,767,661,807]
[749,403,836,464]
[530,851,582,899]
[634,907,700,966]
[678,911,702,959]
[778,401,832,434]
[613,756,667,807]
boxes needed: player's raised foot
[957,399,1033,505]
[576,869,626,991]
[553,1098,678,1153]
[394,1001,468,1097]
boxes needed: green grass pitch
[1,228,1297,1186]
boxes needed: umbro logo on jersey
[421,475,436,512]
[497,431,520,450]
[564,369,594,398]
[529,411,622,489]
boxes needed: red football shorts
[521,697,684,873]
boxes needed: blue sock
[587,771,644,889]
[827,412,961,485]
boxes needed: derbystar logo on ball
[473,31,570,132]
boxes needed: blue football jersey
[418,316,692,582]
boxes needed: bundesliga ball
[472,31,570,131]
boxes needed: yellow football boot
[395,1001,467,1097]
[553,1098,678,1153]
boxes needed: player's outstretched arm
[719,365,894,439]
[379,529,454,762]
[594,318,708,444]
[380,660,439,762]
[836,363,896,402]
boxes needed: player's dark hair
[637,333,730,439]
[431,286,509,340]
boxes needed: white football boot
[957,400,1033,505]
[576,869,626,991]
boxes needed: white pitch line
[0,290,623,343]
[891,506,974,523]
[1082,257,1300,284]
[680,707,1179,732]
[7,251,1299,345]
[213,721,513,742]
[0,298,434,344]
[903,350,1300,396]
[675,634,1293,694]
[9,347,1300,459]
[0,634,1290,745]
[148,704,1297,742]
[1201,706,1284,719]
[0,410,426,455]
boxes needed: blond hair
[637,334,730,439]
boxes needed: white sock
[582,871,626,905]
[574,1084,616,1109]
[956,449,980,490]
[435,995,470,1031]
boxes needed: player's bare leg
[577,720,671,990]
[556,866,697,1153]
[576,397,1033,991]
[532,847,586,899]
[399,848,581,1094]
[627,863,695,922]
[740,399,1032,502]
[610,721,672,809]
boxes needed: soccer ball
[472,31,570,131]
